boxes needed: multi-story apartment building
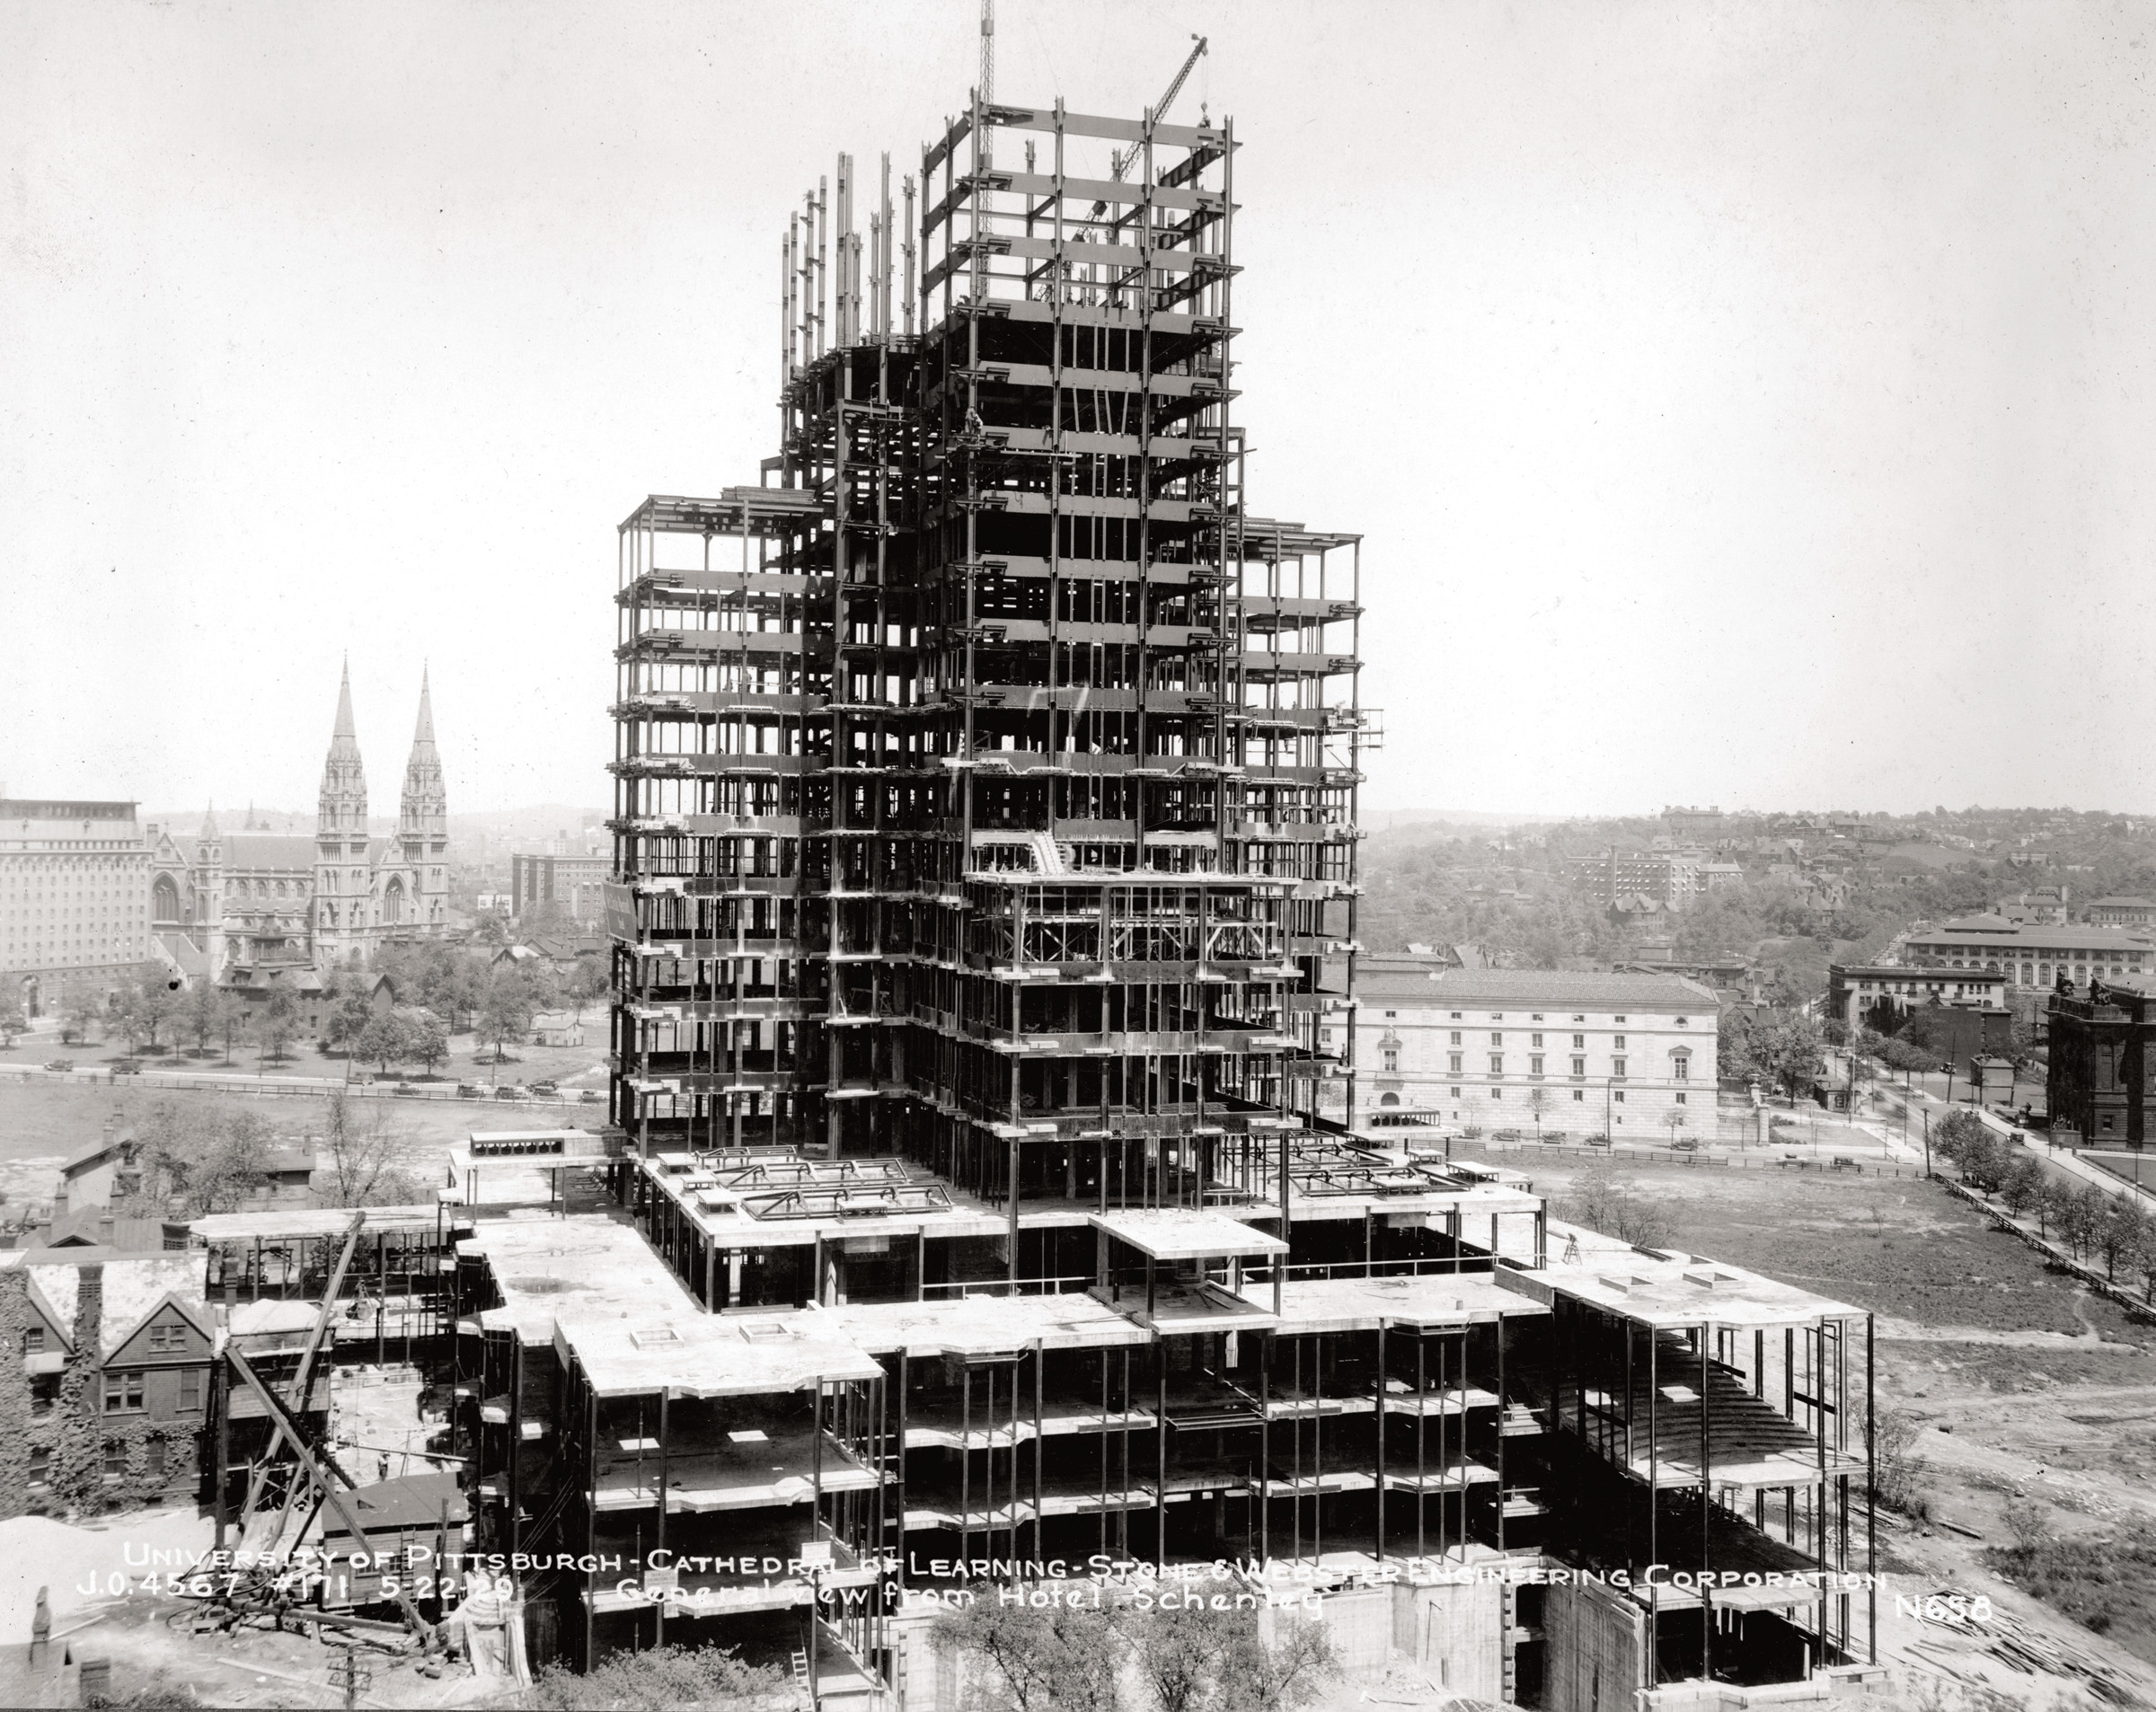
[0,798,155,1017]
[1564,851,1702,911]
[1356,970,1718,1137]
[510,852,610,926]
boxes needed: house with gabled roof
[0,1249,216,1514]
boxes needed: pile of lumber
[1906,1587,2137,1705]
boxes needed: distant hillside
[447,805,608,847]
[1363,808,1560,831]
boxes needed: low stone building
[1354,968,1719,1138]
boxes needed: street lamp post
[1922,1108,1931,1179]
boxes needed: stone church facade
[147,665,448,983]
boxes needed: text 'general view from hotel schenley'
[4,4,2155,1709]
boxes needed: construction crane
[1093,34,1208,216]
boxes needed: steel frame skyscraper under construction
[606,86,1370,1270]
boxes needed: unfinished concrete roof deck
[1283,1179,1545,1222]
[811,1289,1153,1357]
[559,1308,882,1400]
[1233,1272,1551,1336]
[191,1205,448,1241]
[1516,1249,1862,1328]
[641,1151,1011,1247]
[464,1214,701,1341]
[1088,1206,1289,1259]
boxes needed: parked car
[1669,1136,1701,1152]
[529,1080,559,1096]
[579,1089,604,1104]
[44,1060,74,1072]
[393,1082,420,1097]
[1491,1128,1524,1143]
[1585,1131,1612,1147]
[1539,1130,1568,1144]
[111,1061,142,1076]
[496,1085,528,1101]
[456,1082,484,1099]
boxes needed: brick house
[0,1249,215,1515]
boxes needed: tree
[259,990,299,1064]
[406,1008,450,1078]
[118,974,178,1055]
[2096,1198,2149,1284]
[1526,1084,1551,1137]
[321,979,376,1054]
[59,980,102,1046]
[565,956,609,1021]
[354,1011,414,1077]
[1723,1010,1826,1100]
[216,993,252,1066]
[1127,1604,1224,1712]
[318,1091,424,1207]
[471,911,512,949]
[181,979,222,1056]
[0,991,25,1045]
[1561,1156,1674,1251]
[1215,1611,1340,1712]
[2057,1184,2107,1262]
[2002,1496,2049,1559]
[933,1593,1127,1712]
[120,1099,276,1216]
[527,1642,793,1711]
[2034,1178,2075,1243]
[2000,1156,2046,1220]
[1869,1405,1927,1516]
[477,967,543,1072]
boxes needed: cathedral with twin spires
[146,663,449,981]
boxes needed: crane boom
[1100,34,1210,208]
[1152,32,1207,126]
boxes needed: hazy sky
[4,2,2152,818]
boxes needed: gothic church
[148,664,449,981]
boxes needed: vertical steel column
[1647,1332,1659,1691]
[1699,1322,1712,1682]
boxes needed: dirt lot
[1529,1154,2156,1690]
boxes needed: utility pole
[1922,1108,1931,1178]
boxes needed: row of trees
[1932,1111,2156,1293]
[22,944,606,1074]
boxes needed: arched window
[383,878,404,925]
[1379,1092,1401,1108]
[152,875,181,923]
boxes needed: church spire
[399,665,447,849]
[329,657,361,758]
[317,657,368,841]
